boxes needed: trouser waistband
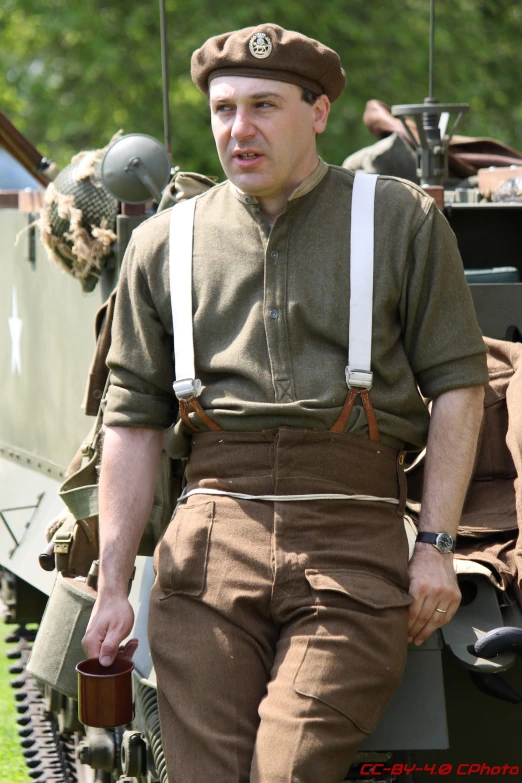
[184,429,407,516]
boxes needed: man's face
[209,76,329,200]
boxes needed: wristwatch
[415,532,455,554]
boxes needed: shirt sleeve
[400,202,489,399]
[104,235,178,429]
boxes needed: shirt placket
[263,215,296,403]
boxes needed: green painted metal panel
[0,210,109,469]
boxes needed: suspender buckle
[173,378,202,400]
[345,367,373,390]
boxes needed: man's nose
[231,108,255,141]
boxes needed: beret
[191,23,346,103]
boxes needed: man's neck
[258,191,293,226]
[252,155,321,226]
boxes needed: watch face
[436,533,454,553]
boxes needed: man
[83,23,488,783]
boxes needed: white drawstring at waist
[177,488,418,560]
[177,488,400,505]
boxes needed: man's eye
[256,102,274,109]
[215,104,233,113]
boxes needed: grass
[0,615,30,783]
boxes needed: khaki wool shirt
[105,160,488,451]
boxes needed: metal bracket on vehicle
[441,574,515,672]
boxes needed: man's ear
[313,95,331,135]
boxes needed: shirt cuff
[417,353,489,400]
[104,385,177,429]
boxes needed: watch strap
[416,532,438,545]
[416,532,455,553]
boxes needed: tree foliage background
[1,0,522,177]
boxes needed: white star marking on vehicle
[8,286,23,375]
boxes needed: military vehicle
[1,2,522,781]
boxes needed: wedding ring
[435,608,447,614]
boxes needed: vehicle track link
[5,625,80,783]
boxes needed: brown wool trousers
[149,429,412,783]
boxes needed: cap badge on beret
[248,32,273,59]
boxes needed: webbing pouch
[27,572,97,699]
[53,377,182,576]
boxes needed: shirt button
[245,196,253,204]
[271,250,279,261]
[269,309,279,320]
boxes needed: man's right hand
[82,594,135,666]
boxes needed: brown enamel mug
[76,657,135,728]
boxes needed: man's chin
[226,170,272,196]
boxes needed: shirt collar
[228,158,328,206]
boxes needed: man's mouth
[233,150,263,164]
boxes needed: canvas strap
[169,196,202,401]
[330,171,379,439]
[346,171,379,391]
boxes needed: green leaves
[1,0,521,176]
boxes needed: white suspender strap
[346,171,379,391]
[169,177,377,401]
[169,197,202,400]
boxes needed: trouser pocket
[155,498,215,598]
[294,569,411,734]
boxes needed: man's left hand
[407,545,461,646]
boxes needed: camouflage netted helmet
[40,135,120,292]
